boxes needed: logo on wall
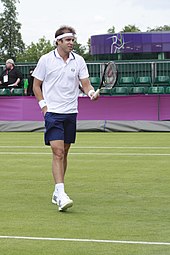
[107,32,125,53]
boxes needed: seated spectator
[0,59,23,92]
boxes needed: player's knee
[64,145,70,157]
[52,147,64,161]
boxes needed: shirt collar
[54,49,75,61]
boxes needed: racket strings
[103,64,117,88]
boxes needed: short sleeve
[78,56,89,80]
[32,55,46,81]
[16,69,23,80]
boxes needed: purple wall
[91,32,170,54]
[0,95,170,121]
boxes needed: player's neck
[57,47,69,62]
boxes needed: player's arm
[80,77,98,100]
[33,77,47,115]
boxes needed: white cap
[6,59,15,65]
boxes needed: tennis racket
[93,61,118,98]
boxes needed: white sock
[55,183,65,196]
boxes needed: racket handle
[93,89,100,98]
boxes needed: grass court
[0,132,170,255]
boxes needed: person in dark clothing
[27,68,35,96]
[0,59,23,89]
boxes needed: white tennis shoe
[52,192,73,211]
[52,192,59,205]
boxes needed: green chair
[118,76,135,87]
[129,87,146,94]
[112,87,129,95]
[11,88,24,96]
[165,86,170,94]
[90,76,100,90]
[100,88,112,95]
[0,88,11,96]
[148,86,165,94]
[136,76,152,86]
[90,77,100,84]
[154,76,170,85]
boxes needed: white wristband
[88,89,95,98]
[38,99,47,109]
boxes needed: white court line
[0,152,170,156]
[0,146,170,149]
[73,146,170,149]
[0,146,47,149]
[0,236,169,246]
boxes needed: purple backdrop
[91,32,170,54]
[0,95,170,121]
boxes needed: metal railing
[1,61,170,82]
[87,61,170,85]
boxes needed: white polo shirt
[32,49,89,113]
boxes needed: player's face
[58,37,75,53]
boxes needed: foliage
[16,38,93,62]
[147,25,170,32]
[73,40,87,56]
[1,0,170,63]
[107,26,115,33]
[107,24,170,34]
[83,38,94,61]
[74,39,94,61]
[0,0,25,61]
[17,37,54,62]
[122,24,141,32]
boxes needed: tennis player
[32,25,98,212]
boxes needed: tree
[0,0,25,62]
[73,40,87,56]
[147,25,170,32]
[17,37,53,62]
[107,26,115,33]
[73,40,93,61]
[17,37,93,63]
[84,38,94,61]
[122,24,141,32]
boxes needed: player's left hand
[90,91,99,101]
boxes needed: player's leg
[64,143,71,175]
[45,113,77,211]
[44,113,73,211]
[53,113,77,211]
[51,140,73,211]
[50,141,71,188]
[50,140,65,184]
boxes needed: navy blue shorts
[44,112,77,145]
